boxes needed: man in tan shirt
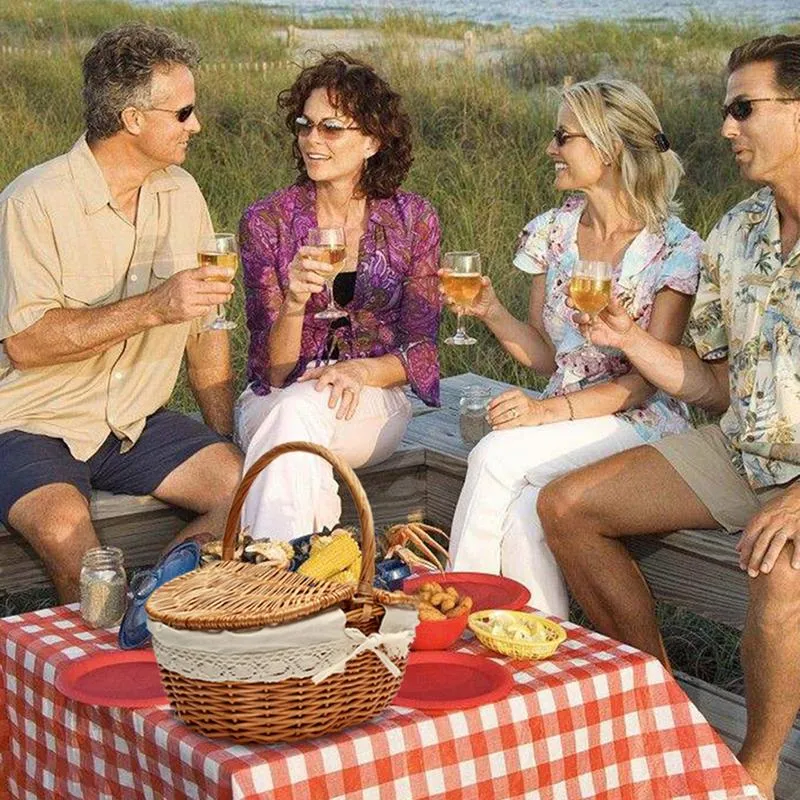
[0,24,243,602]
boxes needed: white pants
[236,381,412,540]
[449,415,644,618]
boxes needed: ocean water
[143,0,800,29]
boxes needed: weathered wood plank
[0,508,192,595]
[627,533,747,629]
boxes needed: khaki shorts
[649,424,792,532]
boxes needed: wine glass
[199,233,238,331]
[308,227,348,320]
[441,251,482,346]
[568,259,613,354]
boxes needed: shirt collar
[560,194,667,285]
[739,186,773,225]
[67,134,180,215]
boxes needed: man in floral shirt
[537,35,800,799]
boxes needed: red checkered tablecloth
[0,605,759,800]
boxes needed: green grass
[2,1,791,691]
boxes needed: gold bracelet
[564,394,575,421]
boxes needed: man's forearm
[4,294,159,370]
[186,330,235,437]
[190,379,235,438]
[623,324,729,411]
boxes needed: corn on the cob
[326,555,362,584]
[298,533,360,581]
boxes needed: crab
[382,523,451,573]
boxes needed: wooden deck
[1,371,798,797]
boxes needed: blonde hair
[561,78,683,232]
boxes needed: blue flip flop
[118,540,201,650]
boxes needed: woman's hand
[567,295,635,350]
[286,247,334,307]
[439,273,500,320]
[298,360,369,420]
[486,388,558,430]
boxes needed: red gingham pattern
[1,605,759,800]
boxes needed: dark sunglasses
[721,96,800,122]
[147,103,196,123]
[553,127,588,147]
[294,115,360,139]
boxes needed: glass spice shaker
[459,385,492,445]
[79,546,128,628]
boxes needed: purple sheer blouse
[239,182,442,406]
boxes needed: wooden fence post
[463,30,475,63]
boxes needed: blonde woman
[447,79,703,617]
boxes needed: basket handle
[222,441,376,596]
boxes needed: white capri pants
[236,380,412,540]
[448,415,645,619]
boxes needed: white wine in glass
[199,232,238,331]
[441,251,482,346]
[569,259,612,353]
[308,227,348,320]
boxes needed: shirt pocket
[147,253,197,290]
[62,273,116,308]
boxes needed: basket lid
[145,561,356,631]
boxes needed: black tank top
[325,271,356,360]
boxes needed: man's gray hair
[82,23,199,143]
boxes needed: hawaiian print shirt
[689,187,800,488]
[513,194,702,443]
[239,182,442,406]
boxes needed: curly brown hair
[277,51,413,199]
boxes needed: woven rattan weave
[145,440,416,743]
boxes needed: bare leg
[151,442,243,547]
[738,547,800,799]
[7,484,98,603]
[537,445,718,666]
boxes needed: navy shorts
[0,409,226,525]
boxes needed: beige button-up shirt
[0,136,214,460]
[689,187,800,488]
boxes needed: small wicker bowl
[468,610,566,660]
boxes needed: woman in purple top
[236,52,441,540]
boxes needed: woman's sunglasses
[552,127,588,147]
[721,96,800,122]
[294,115,360,140]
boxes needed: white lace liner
[148,605,418,684]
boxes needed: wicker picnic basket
[145,441,417,744]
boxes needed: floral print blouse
[239,182,442,406]
[689,187,800,488]
[513,194,703,443]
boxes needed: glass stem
[456,310,465,337]
[327,280,336,310]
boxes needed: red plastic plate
[55,650,169,709]
[403,572,531,612]
[393,651,514,710]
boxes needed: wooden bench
[1,372,797,797]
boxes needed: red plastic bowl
[411,612,468,651]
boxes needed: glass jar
[459,385,492,445]
[79,546,127,628]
